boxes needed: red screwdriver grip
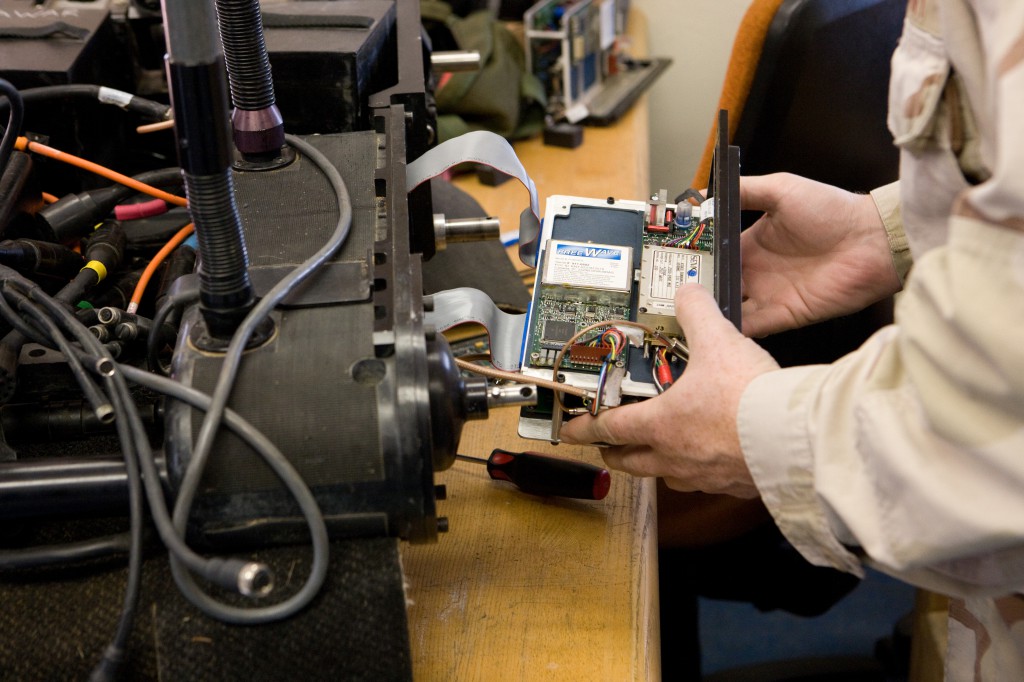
[486,449,611,500]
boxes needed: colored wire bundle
[665,217,710,249]
[588,328,628,415]
[454,356,590,398]
[652,347,673,393]
[550,320,657,416]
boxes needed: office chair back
[734,0,906,192]
[694,0,907,366]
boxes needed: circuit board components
[518,192,726,439]
[518,111,740,441]
[638,245,713,337]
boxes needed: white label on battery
[544,240,631,291]
[650,250,701,299]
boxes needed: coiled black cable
[214,0,276,111]
[0,79,24,174]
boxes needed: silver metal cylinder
[486,383,538,409]
[431,51,483,73]
[433,214,501,250]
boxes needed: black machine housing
[0,2,483,552]
[0,2,516,677]
[162,2,467,546]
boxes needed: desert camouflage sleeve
[735,0,1024,600]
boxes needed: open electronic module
[518,112,740,440]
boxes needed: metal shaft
[430,51,482,73]
[433,215,501,251]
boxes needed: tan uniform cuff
[870,182,913,285]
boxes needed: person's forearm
[739,214,1024,597]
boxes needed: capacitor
[674,203,693,230]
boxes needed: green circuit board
[641,216,714,251]
[525,297,630,372]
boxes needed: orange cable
[41,192,59,204]
[15,136,188,208]
[127,222,195,314]
[137,119,175,134]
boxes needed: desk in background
[401,31,661,678]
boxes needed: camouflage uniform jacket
[737,1,1024,678]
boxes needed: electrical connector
[0,238,84,279]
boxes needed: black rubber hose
[214,0,275,111]
[183,170,254,336]
[0,84,171,121]
[0,533,131,570]
[0,79,25,174]
[165,29,255,336]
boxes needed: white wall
[634,0,750,194]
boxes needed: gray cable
[12,278,219,581]
[171,133,351,619]
[11,294,113,422]
[117,364,329,623]
[0,273,144,682]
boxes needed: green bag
[421,1,547,141]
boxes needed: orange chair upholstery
[691,0,785,189]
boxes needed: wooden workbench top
[401,17,659,677]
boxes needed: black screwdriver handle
[486,449,611,500]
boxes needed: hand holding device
[739,173,901,338]
[560,284,779,498]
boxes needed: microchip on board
[541,319,577,344]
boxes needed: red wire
[115,198,170,221]
[655,349,674,387]
[686,221,706,249]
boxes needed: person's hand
[740,173,901,338]
[559,284,779,498]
